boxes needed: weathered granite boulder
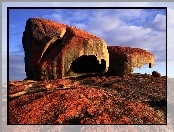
[22,18,109,81]
[152,71,161,77]
[107,46,155,76]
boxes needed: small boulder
[152,71,161,77]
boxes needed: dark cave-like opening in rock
[70,55,106,74]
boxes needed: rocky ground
[7,73,167,125]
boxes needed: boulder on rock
[107,46,155,76]
[22,18,109,81]
[152,71,161,77]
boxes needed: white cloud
[43,9,166,69]
[4,2,172,77]
[115,26,152,42]
[69,10,89,21]
[151,14,166,31]
[43,13,71,25]
[114,9,143,19]
[89,12,124,33]
[44,9,91,26]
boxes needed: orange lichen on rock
[8,73,166,124]
[22,18,109,81]
[107,46,154,75]
[22,18,156,80]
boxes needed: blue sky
[8,8,167,81]
[9,8,166,55]
[2,2,174,83]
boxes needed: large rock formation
[107,46,154,76]
[22,18,156,80]
[22,18,109,81]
